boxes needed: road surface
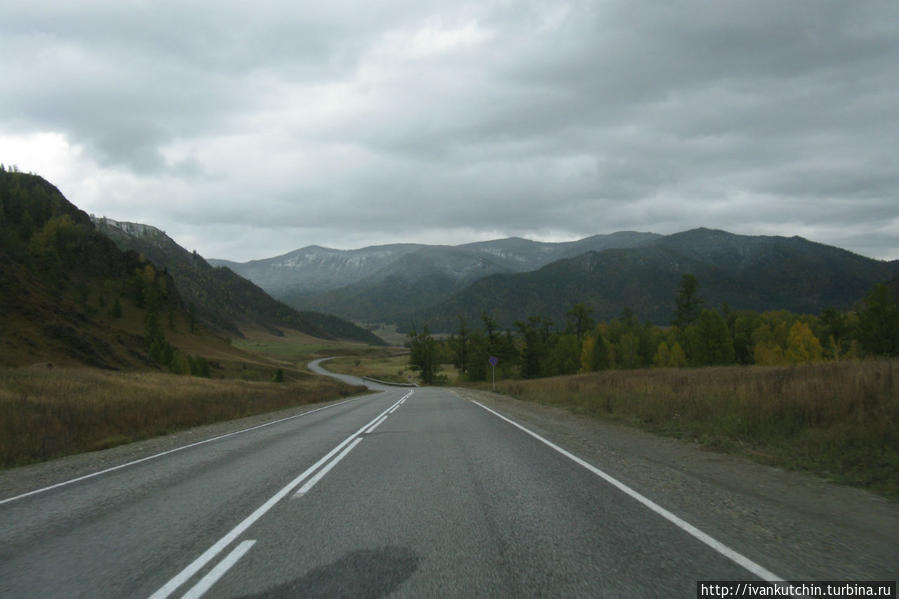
[1,359,783,597]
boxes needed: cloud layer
[2,0,897,260]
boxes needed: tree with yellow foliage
[785,321,823,364]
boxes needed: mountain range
[215,229,899,333]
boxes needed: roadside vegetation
[0,366,366,468]
[483,360,898,498]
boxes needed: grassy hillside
[0,171,186,368]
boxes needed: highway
[0,360,781,597]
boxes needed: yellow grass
[232,327,378,365]
[0,365,366,468]
[483,360,899,498]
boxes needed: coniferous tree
[516,316,553,378]
[673,274,703,328]
[566,303,594,343]
[408,325,439,384]
[687,309,735,366]
[858,284,899,356]
[451,315,470,374]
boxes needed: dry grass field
[326,354,415,383]
[0,365,365,468]
[483,360,898,498]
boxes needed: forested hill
[93,218,384,345]
[412,228,899,332]
[0,170,191,367]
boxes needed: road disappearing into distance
[1,359,786,597]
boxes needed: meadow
[481,359,898,498]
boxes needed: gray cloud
[1,0,896,261]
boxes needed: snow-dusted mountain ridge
[209,232,660,299]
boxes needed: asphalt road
[0,360,783,598]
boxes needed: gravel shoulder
[452,387,898,581]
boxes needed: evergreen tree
[169,351,190,375]
[451,315,470,374]
[516,316,553,378]
[858,284,899,356]
[408,325,439,384]
[189,355,211,377]
[673,274,703,328]
[687,309,735,366]
[565,303,594,343]
[729,311,761,364]
[580,331,612,371]
[466,330,489,381]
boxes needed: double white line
[149,389,414,599]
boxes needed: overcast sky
[2,1,897,261]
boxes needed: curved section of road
[1,360,795,598]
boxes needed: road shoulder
[452,387,898,581]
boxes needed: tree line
[408,274,899,383]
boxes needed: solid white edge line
[293,437,363,497]
[470,400,785,583]
[180,539,256,599]
[148,391,408,599]
[0,394,368,506]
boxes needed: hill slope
[412,229,899,332]
[94,218,384,345]
[0,171,219,368]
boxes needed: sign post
[488,356,498,392]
